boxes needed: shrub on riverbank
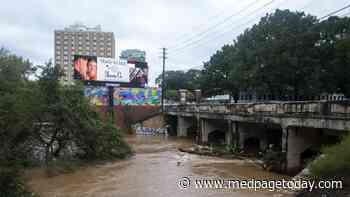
[310,133,350,179]
[0,168,37,197]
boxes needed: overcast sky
[0,0,349,86]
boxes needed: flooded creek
[25,135,293,197]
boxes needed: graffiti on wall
[84,86,109,106]
[113,87,161,106]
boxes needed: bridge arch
[208,129,226,145]
[243,137,261,154]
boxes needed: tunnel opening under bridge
[208,129,226,145]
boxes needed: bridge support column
[238,126,246,150]
[282,127,288,153]
[177,116,191,137]
[199,119,222,144]
[200,119,209,143]
[284,127,321,173]
[225,120,233,145]
[286,127,301,173]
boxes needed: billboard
[129,61,148,87]
[73,55,130,83]
[113,87,161,106]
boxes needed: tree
[0,48,132,166]
[200,10,348,100]
[316,16,350,97]
[0,47,36,166]
[155,69,201,100]
[200,44,241,101]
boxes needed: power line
[340,10,350,17]
[319,4,350,21]
[169,0,261,51]
[170,0,276,54]
[170,0,279,55]
[170,6,239,45]
[160,47,167,111]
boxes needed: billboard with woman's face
[73,55,130,83]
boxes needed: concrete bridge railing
[165,101,350,119]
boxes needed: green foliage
[225,144,239,153]
[155,69,201,96]
[74,119,132,160]
[0,168,37,197]
[155,69,201,101]
[165,89,179,101]
[201,9,324,98]
[163,11,350,99]
[28,62,132,162]
[0,48,36,166]
[0,48,132,196]
[310,133,350,178]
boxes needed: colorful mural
[84,86,109,106]
[113,87,161,106]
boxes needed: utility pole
[161,47,167,112]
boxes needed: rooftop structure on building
[120,49,146,63]
[64,22,102,32]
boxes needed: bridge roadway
[164,100,350,173]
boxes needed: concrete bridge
[164,100,350,173]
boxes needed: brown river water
[25,135,294,197]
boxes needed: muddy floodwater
[25,135,294,197]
